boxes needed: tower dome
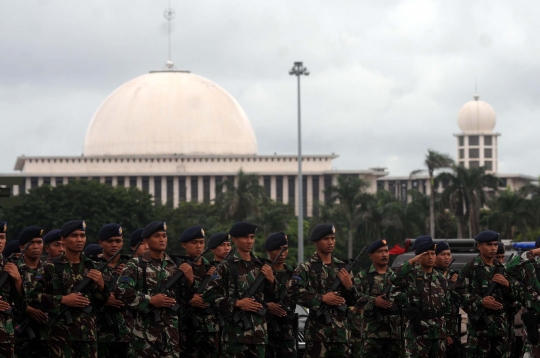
[457,94,497,133]
[83,71,258,156]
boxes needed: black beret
[98,223,123,241]
[229,222,257,238]
[18,226,44,246]
[43,229,61,244]
[84,244,102,259]
[474,230,499,243]
[367,239,388,254]
[179,226,205,243]
[3,240,21,258]
[129,228,144,247]
[309,224,336,242]
[0,222,7,234]
[415,241,437,255]
[497,242,505,255]
[60,220,86,237]
[207,232,230,249]
[536,236,540,249]
[411,235,432,250]
[265,232,288,251]
[435,241,450,255]
[142,221,167,239]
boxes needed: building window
[55,177,63,186]
[288,176,295,207]
[400,182,407,203]
[459,136,464,146]
[142,177,149,193]
[179,177,186,202]
[388,181,396,197]
[469,136,479,146]
[459,149,464,159]
[412,180,418,190]
[459,161,465,167]
[91,177,100,182]
[324,175,332,202]
[484,136,492,146]
[105,177,113,186]
[154,177,162,205]
[203,176,210,204]
[484,161,493,171]
[215,177,222,196]
[117,177,125,187]
[43,177,51,186]
[377,181,384,192]
[484,148,492,158]
[129,177,137,188]
[276,176,283,203]
[166,177,174,206]
[469,148,479,159]
[191,177,198,202]
[263,176,271,197]
[30,178,38,188]
[469,161,480,168]
[312,177,320,216]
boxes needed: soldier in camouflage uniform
[28,220,108,358]
[129,228,147,257]
[353,239,401,358]
[115,221,191,358]
[43,229,64,260]
[203,221,277,358]
[391,239,452,358]
[264,232,297,358]
[95,224,132,358]
[288,224,357,358]
[455,230,519,358]
[0,222,7,255]
[208,232,232,265]
[14,226,48,358]
[177,226,219,358]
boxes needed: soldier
[496,242,506,264]
[115,221,188,358]
[84,244,103,261]
[43,229,64,259]
[0,222,7,255]
[353,238,401,358]
[288,223,357,358]
[2,241,20,260]
[95,223,132,358]
[410,235,432,252]
[455,230,519,357]
[208,232,231,265]
[202,221,277,357]
[129,228,148,257]
[15,226,48,358]
[391,240,452,358]
[264,232,297,358]
[178,226,219,358]
[28,219,108,358]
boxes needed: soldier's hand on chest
[491,273,509,288]
[267,302,286,317]
[337,268,353,289]
[482,296,503,310]
[26,306,48,324]
[189,294,209,308]
[0,296,10,311]
[374,295,393,309]
[322,292,345,306]
[61,292,90,308]
[235,297,263,312]
[3,263,21,282]
[179,263,194,285]
[261,265,274,283]
[115,263,126,275]
[150,293,177,308]
[87,269,105,291]
[206,266,216,277]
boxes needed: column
[270,175,277,201]
[283,175,289,204]
[198,176,203,203]
[307,175,313,217]
[161,176,166,205]
[173,177,179,208]
[186,176,192,202]
[210,176,216,201]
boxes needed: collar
[230,251,262,265]
[141,251,174,265]
[309,252,344,265]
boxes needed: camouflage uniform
[391,261,452,358]
[96,255,132,358]
[178,256,219,358]
[15,259,48,358]
[28,254,108,358]
[349,306,363,356]
[455,256,519,358]
[287,252,357,358]
[0,257,22,358]
[353,264,401,358]
[115,251,182,358]
[266,264,297,358]
[202,251,277,358]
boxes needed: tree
[410,150,454,238]
[437,166,469,238]
[358,190,403,245]
[484,189,531,240]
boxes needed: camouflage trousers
[305,342,350,358]
[48,340,97,358]
[133,337,180,358]
[0,344,13,358]
[404,337,445,358]
[97,342,131,358]
[266,337,296,358]
[465,335,509,358]
[222,342,265,358]
[15,339,48,358]
[363,337,402,358]
[179,331,219,358]
[350,332,363,357]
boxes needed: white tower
[454,94,500,173]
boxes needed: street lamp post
[289,62,309,264]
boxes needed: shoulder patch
[292,275,302,281]
[119,277,130,283]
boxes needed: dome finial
[164,1,176,68]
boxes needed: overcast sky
[1,0,539,177]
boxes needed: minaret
[454,94,501,173]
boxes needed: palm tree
[410,150,454,238]
[485,189,531,240]
[437,166,469,238]
[358,190,403,243]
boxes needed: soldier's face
[478,242,498,259]
[233,234,254,253]
[145,231,167,252]
[496,254,505,264]
[182,238,205,257]
[419,250,436,268]
[211,241,231,261]
[100,236,123,258]
[435,250,452,268]
[132,242,149,256]
[315,235,335,254]
[0,234,6,252]
[267,245,288,265]
[369,246,389,266]
[45,241,64,258]
[20,238,43,260]
[62,230,86,254]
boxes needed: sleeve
[202,263,236,317]
[352,271,376,312]
[442,276,456,337]
[389,264,410,306]
[287,263,324,311]
[454,262,483,314]
[115,259,152,312]
[27,263,64,313]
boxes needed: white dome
[457,94,497,133]
[84,71,258,156]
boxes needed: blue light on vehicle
[512,242,536,249]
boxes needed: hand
[87,269,105,291]
[149,293,177,308]
[261,265,274,283]
[0,297,10,311]
[3,263,21,282]
[450,273,458,283]
[179,263,194,285]
[189,294,209,308]
[235,298,263,312]
[322,292,345,306]
[408,252,428,264]
[26,306,48,324]
[492,273,509,288]
[267,302,287,317]
[482,296,503,310]
[207,267,216,276]
[115,263,126,276]
[446,336,453,345]
[532,248,540,256]
[61,292,90,308]
[337,268,353,289]
[105,293,124,308]
[374,295,393,309]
